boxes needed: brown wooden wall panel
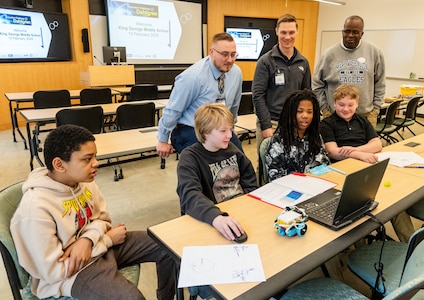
[0,0,92,131]
[0,0,318,131]
[207,0,319,80]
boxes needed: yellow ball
[383,180,391,187]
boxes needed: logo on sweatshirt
[62,188,94,230]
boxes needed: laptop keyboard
[301,197,339,222]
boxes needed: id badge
[275,69,285,86]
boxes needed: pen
[404,165,424,169]
[328,166,347,175]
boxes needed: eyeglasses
[212,48,238,59]
[342,29,362,36]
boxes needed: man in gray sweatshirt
[313,15,385,127]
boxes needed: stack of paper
[377,152,424,167]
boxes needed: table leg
[26,122,45,170]
[8,100,16,142]
[26,122,34,170]
[9,101,28,149]
[14,106,28,149]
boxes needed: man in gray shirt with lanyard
[252,14,311,154]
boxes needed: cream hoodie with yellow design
[11,167,113,298]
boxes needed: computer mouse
[230,227,248,243]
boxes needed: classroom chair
[347,226,424,298]
[258,137,271,185]
[128,84,158,101]
[79,88,112,106]
[393,96,421,140]
[79,88,114,129]
[407,198,424,227]
[111,102,165,181]
[32,90,71,153]
[375,99,402,144]
[280,227,424,300]
[0,182,140,300]
[55,106,104,134]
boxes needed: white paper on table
[177,244,265,288]
[377,152,424,167]
[248,173,337,208]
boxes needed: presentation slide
[0,8,51,59]
[225,16,277,61]
[106,0,202,65]
[0,7,71,62]
[226,28,265,60]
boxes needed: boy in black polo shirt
[320,83,382,163]
[320,84,414,242]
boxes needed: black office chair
[79,88,114,129]
[32,90,71,153]
[375,99,402,144]
[112,102,164,180]
[393,96,421,140]
[128,84,158,101]
[79,88,112,106]
[56,106,104,134]
[237,93,254,116]
[242,80,252,93]
[237,94,255,144]
[115,102,155,130]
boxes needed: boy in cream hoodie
[11,124,175,300]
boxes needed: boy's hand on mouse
[212,215,244,241]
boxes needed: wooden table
[234,114,256,143]
[4,89,120,147]
[5,90,82,148]
[19,100,168,170]
[111,85,173,101]
[94,127,159,161]
[148,158,424,300]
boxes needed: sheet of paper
[273,174,337,195]
[178,244,265,288]
[377,152,424,167]
[248,182,313,207]
[248,174,337,208]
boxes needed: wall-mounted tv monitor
[225,16,278,61]
[102,46,127,64]
[105,0,202,65]
[0,7,72,63]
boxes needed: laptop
[297,158,389,231]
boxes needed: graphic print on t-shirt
[209,154,243,202]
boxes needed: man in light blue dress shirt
[156,32,243,158]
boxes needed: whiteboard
[319,29,424,79]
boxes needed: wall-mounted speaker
[82,28,90,53]
[24,0,33,8]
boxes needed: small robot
[274,206,308,237]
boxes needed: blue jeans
[170,125,243,153]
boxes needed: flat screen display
[0,7,72,63]
[105,0,202,65]
[102,46,127,64]
[225,16,277,61]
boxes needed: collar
[333,112,359,123]
[207,56,226,80]
[275,45,298,63]
[340,38,362,51]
